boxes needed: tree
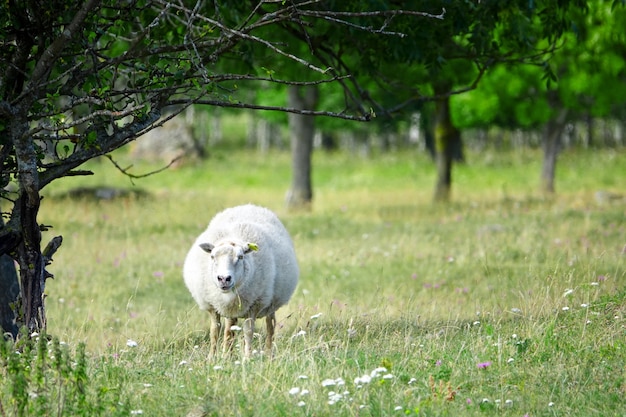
[250,0,589,204]
[452,1,626,193]
[0,1,448,335]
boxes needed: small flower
[298,375,308,380]
[408,378,417,385]
[382,374,394,380]
[477,361,492,369]
[213,365,223,371]
[230,325,242,331]
[581,303,589,308]
[394,406,403,411]
[505,399,513,407]
[507,357,514,364]
[562,306,570,311]
[563,288,574,297]
[548,402,555,407]
[130,411,143,415]
[297,401,306,407]
[322,378,337,387]
[300,389,309,396]
[288,387,301,395]
[310,313,322,319]
[126,339,138,348]
[370,367,388,377]
[354,375,372,385]
[511,308,522,314]
[435,360,442,366]
[466,398,472,405]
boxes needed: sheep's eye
[237,255,244,260]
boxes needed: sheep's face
[199,242,258,292]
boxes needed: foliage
[0,333,129,416]
[452,1,626,129]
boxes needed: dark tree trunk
[286,85,319,209]
[541,92,569,194]
[9,117,62,335]
[432,91,463,203]
[0,214,19,339]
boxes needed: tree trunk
[10,117,56,335]
[286,85,319,210]
[0,214,19,339]
[541,93,569,194]
[432,92,463,203]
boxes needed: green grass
[3,147,625,416]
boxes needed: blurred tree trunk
[286,85,319,209]
[432,85,464,203]
[541,92,569,194]
[0,213,19,339]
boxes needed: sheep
[183,204,299,358]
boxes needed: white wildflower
[126,339,138,348]
[354,375,372,385]
[288,387,300,395]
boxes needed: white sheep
[183,204,299,358]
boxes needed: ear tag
[247,242,259,251]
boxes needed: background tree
[249,0,588,205]
[452,1,626,193]
[0,1,445,335]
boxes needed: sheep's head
[199,241,259,292]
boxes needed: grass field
[2,146,625,416]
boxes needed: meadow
[2,145,625,416]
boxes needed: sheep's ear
[199,243,214,253]
[244,242,259,253]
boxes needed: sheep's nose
[217,275,232,284]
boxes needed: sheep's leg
[242,316,256,359]
[208,310,221,358]
[223,317,237,354]
[265,313,276,357]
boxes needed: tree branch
[17,0,101,103]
